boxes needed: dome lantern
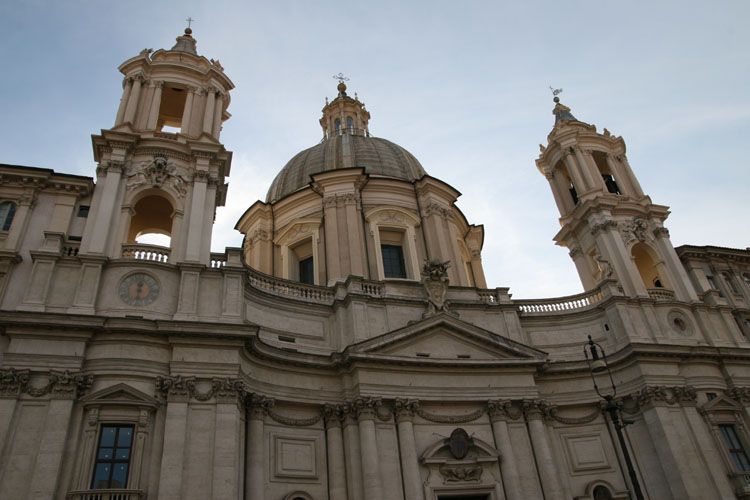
[320,74,371,139]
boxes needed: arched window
[334,118,341,134]
[592,485,614,500]
[0,201,16,231]
[346,116,354,132]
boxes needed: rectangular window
[91,424,134,489]
[77,205,90,218]
[299,256,314,285]
[381,244,406,279]
[719,424,750,471]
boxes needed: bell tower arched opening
[592,150,621,195]
[156,84,188,133]
[127,194,174,247]
[632,242,667,290]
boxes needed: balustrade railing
[246,267,335,304]
[210,252,227,268]
[66,489,144,500]
[121,243,170,263]
[61,242,80,257]
[729,472,750,497]
[647,288,676,301]
[516,287,604,314]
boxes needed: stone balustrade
[210,252,227,268]
[61,241,80,257]
[647,287,676,301]
[66,489,144,500]
[121,243,170,262]
[516,288,604,314]
[246,267,335,304]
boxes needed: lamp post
[584,335,645,500]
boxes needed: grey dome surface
[266,134,427,203]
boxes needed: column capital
[352,396,382,422]
[246,393,275,420]
[487,400,522,421]
[322,403,344,428]
[393,398,419,422]
[521,399,553,421]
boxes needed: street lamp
[584,335,645,500]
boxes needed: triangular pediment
[702,393,744,413]
[80,383,158,408]
[346,313,546,363]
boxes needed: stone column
[75,408,100,489]
[354,397,384,500]
[202,88,216,135]
[323,196,341,282]
[184,170,208,263]
[469,249,487,288]
[394,399,424,500]
[488,401,523,500]
[605,154,635,197]
[523,401,564,500]
[575,147,603,192]
[245,395,272,500]
[28,398,75,497]
[123,74,143,125]
[127,409,151,490]
[115,77,133,125]
[212,386,245,500]
[146,81,164,130]
[563,152,590,194]
[3,191,35,251]
[614,155,645,198]
[341,404,365,500]
[85,162,124,255]
[181,87,197,136]
[158,401,189,499]
[212,93,224,138]
[546,172,569,215]
[324,405,348,500]
[591,220,645,297]
[651,227,699,302]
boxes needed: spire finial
[549,86,563,103]
[184,17,194,35]
[549,86,577,124]
[333,73,349,96]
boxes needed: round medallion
[118,273,160,306]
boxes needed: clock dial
[118,273,160,306]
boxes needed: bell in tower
[536,91,698,302]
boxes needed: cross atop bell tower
[535,94,698,302]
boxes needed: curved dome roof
[266,134,427,203]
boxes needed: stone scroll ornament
[422,259,456,318]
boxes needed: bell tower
[79,26,233,265]
[536,94,697,302]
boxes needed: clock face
[118,273,160,306]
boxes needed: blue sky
[1,1,748,298]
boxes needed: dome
[266,133,427,202]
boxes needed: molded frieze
[0,368,92,399]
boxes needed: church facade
[1,29,750,500]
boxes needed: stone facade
[1,29,750,500]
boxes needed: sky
[0,1,748,298]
